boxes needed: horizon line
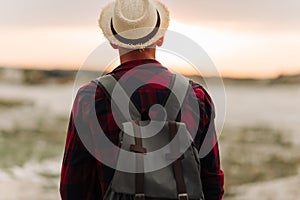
[1,63,300,80]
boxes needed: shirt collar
[111,59,167,74]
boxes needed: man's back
[60,59,224,199]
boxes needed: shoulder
[76,80,105,99]
[72,81,106,112]
[190,81,215,116]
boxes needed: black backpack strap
[131,120,146,200]
[169,121,188,200]
[92,74,141,121]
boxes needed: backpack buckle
[135,193,145,200]
[178,193,189,200]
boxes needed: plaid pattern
[60,59,224,200]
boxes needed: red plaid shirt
[60,59,224,199]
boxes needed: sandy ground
[0,159,61,200]
[230,167,300,200]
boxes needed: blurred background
[1,0,300,199]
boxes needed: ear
[110,43,119,49]
[156,37,164,47]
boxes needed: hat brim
[99,0,170,49]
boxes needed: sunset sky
[1,0,300,78]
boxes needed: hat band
[110,10,161,46]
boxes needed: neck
[119,48,156,64]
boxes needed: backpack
[93,73,205,200]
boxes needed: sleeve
[59,87,102,200]
[193,83,225,200]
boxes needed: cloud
[1,0,299,31]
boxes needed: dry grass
[220,126,299,197]
[0,115,68,169]
[0,98,33,108]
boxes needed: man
[60,0,224,199]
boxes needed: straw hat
[99,0,170,49]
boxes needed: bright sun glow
[159,20,261,77]
[158,20,300,78]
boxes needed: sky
[0,0,300,78]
